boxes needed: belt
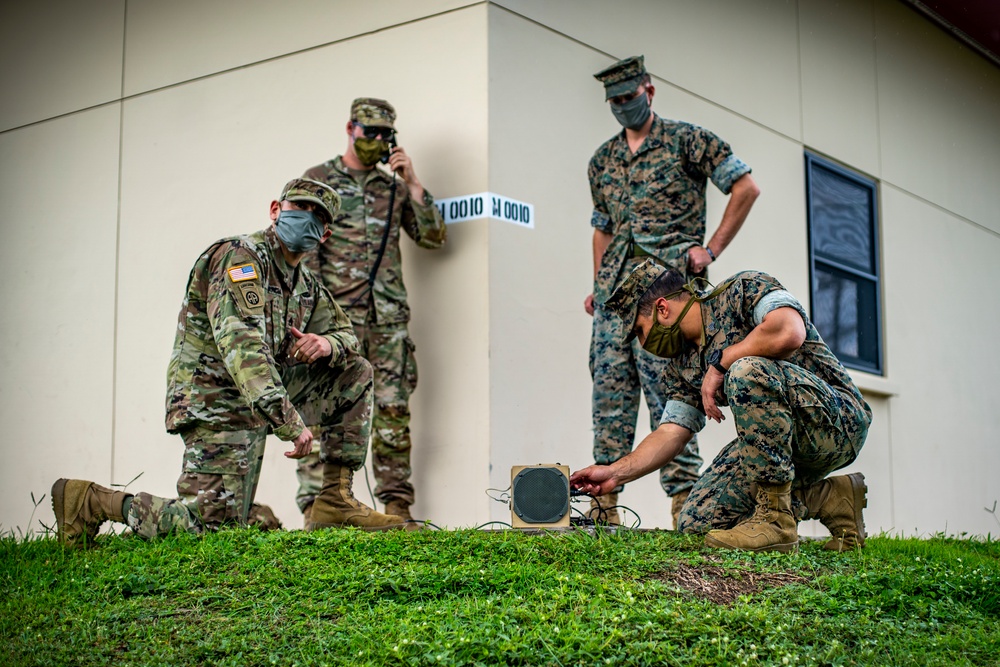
[629,242,653,259]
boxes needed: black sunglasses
[353,122,395,141]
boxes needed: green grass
[2,527,998,666]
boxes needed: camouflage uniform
[589,95,752,496]
[296,99,446,511]
[128,218,375,538]
[643,271,873,533]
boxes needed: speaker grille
[512,467,569,523]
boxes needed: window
[805,153,882,374]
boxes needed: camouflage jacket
[165,227,359,440]
[302,156,446,325]
[658,270,871,435]
[588,114,751,302]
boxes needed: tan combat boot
[671,489,691,530]
[384,499,413,522]
[306,465,405,531]
[704,482,799,553]
[795,473,867,552]
[51,478,130,548]
[302,503,313,525]
[588,492,621,525]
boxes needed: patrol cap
[605,258,670,343]
[593,55,647,100]
[351,97,396,128]
[279,178,341,225]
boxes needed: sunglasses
[353,122,395,141]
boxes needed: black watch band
[708,348,727,374]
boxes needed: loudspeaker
[510,464,570,528]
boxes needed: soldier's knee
[726,356,783,392]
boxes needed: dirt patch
[650,563,809,605]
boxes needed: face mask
[275,209,325,253]
[642,297,698,358]
[640,278,732,359]
[611,92,651,130]
[353,137,389,167]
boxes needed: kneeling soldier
[52,178,405,546]
[571,260,871,552]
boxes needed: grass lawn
[2,525,998,666]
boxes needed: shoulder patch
[228,264,258,282]
[237,282,265,313]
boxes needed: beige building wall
[2,0,997,537]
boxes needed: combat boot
[51,478,130,548]
[384,499,413,522]
[246,503,283,531]
[795,473,867,552]
[306,465,405,531]
[671,489,691,530]
[588,492,621,525]
[302,503,313,525]
[704,482,798,553]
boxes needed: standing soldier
[584,56,760,527]
[297,98,447,522]
[51,178,404,546]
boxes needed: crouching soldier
[52,178,405,546]
[571,260,871,552]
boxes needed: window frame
[804,151,884,375]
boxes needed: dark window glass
[806,153,882,374]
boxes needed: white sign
[435,192,534,229]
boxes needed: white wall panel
[114,7,490,529]
[486,7,805,528]
[124,0,478,95]
[493,0,803,139]
[799,0,881,177]
[881,187,1000,536]
[0,107,121,533]
[875,0,1000,233]
[0,0,125,131]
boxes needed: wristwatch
[707,348,728,374]
[704,246,716,261]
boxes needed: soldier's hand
[285,426,314,459]
[584,293,595,316]
[688,246,713,274]
[290,327,332,363]
[701,367,726,423]
[570,465,618,496]
[387,145,419,186]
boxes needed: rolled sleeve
[711,155,752,194]
[659,399,706,434]
[591,208,612,233]
[753,289,807,326]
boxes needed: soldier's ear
[269,200,281,222]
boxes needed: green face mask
[642,296,698,358]
[640,278,731,359]
[353,137,389,167]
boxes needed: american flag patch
[228,264,258,282]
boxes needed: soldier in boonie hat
[593,55,647,100]
[279,178,341,226]
[351,97,396,129]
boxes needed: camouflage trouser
[296,320,417,510]
[676,356,870,534]
[127,353,373,538]
[590,301,702,496]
